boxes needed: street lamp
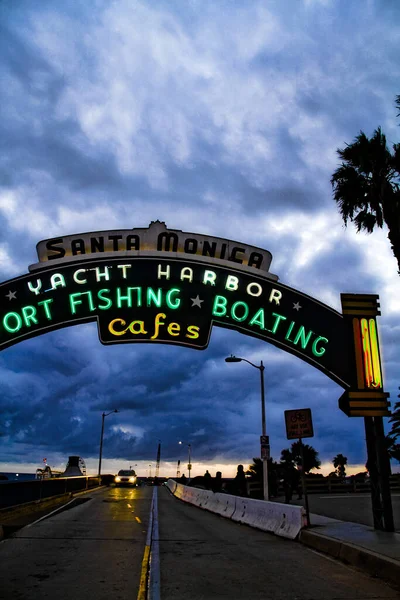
[98,409,119,481]
[225,354,269,501]
[179,441,192,482]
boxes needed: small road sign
[284,408,314,440]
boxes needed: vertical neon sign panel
[360,318,382,389]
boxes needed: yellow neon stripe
[352,318,364,389]
[361,318,374,387]
[137,545,150,600]
[369,319,382,388]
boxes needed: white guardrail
[166,479,305,540]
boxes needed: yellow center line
[137,545,150,600]
[135,516,142,523]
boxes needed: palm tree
[280,442,321,473]
[333,453,348,479]
[331,115,400,273]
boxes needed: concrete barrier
[166,479,304,539]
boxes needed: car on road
[114,469,137,486]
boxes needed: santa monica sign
[0,221,390,417]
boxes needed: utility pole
[155,441,161,479]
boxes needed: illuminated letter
[225,275,239,292]
[158,264,170,280]
[147,288,162,307]
[247,282,262,297]
[73,269,87,285]
[22,306,38,327]
[168,322,180,336]
[97,289,113,310]
[117,264,132,279]
[38,299,53,320]
[249,308,265,329]
[166,288,181,309]
[212,295,227,317]
[269,289,282,305]
[28,279,42,296]
[94,267,110,282]
[203,270,216,286]
[128,321,147,335]
[151,313,166,339]
[312,336,328,357]
[270,313,287,334]
[50,273,66,290]
[293,326,313,349]
[231,301,249,322]
[116,287,134,308]
[69,292,95,314]
[285,321,296,341]
[180,268,193,282]
[108,318,128,336]
[186,325,200,339]
[3,312,22,333]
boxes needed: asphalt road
[0,485,399,599]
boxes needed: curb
[299,529,400,590]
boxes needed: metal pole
[299,438,310,526]
[188,444,192,482]
[98,412,105,481]
[260,361,269,501]
[374,416,394,532]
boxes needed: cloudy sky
[1,0,399,479]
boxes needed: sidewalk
[299,512,400,590]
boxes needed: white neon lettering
[94,267,110,282]
[203,270,216,286]
[158,264,170,280]
[225,275,239,291]
[117,264,131,279]
[73,269,87,285]
[269,289,282,305]
[246,282,262,297]
[50,273,66,289]
[27,280,42,295]
[180,267,193,282]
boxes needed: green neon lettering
[270,313,287,334]
[249,308,265,329]
[70,293,84,315]
[231,301,249,322]
[166,288,181,309]
[293,326,313,349]
[147,288,162,307]
[22,306,38,327]
[117,287,133,308]
[285,321,296,341]
[97,289,113,310]
[3,312,22,333]
[212,295,228,317]
[38,299,53,320]
[312,336,328,357]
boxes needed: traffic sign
[284,408,314,440]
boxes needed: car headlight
[115,476,121,482]
[129,477,136,483]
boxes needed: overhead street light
[225,354,269,501]
[98,409,119,481]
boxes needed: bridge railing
[0,476,99,509]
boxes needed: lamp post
[179,441,192,482]
[98,409,119,481]
[225,355,269,501]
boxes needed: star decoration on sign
[191,295,204,308]
[6,290,17,301]
[293,302,302,311]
